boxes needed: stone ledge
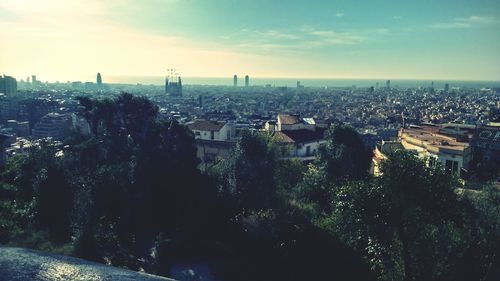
[0,247,176,281]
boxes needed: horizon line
[11,74,500,84]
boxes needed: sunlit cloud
[229,26,365,56]
[307,30,364,45]
[242,29,300,40]
[430,15,497,29]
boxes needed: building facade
[186,119,237,170]
[398,126,472,175]
[469,123,500,179]
[267,114,328,160]
[31,113,72,140]
[0,75,17,96]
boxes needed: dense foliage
[0,94,498,281]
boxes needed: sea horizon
[64,75,500,89]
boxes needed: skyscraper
[386,80,391,90]
[444,83,450,93]
[245,75,249,87]
[96,73,102,87]
[233,75,238,87]
[0,75,18,96]
[198,95,204,108]
[31,75,37,85]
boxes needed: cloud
[392,16,402,20]
[223,25,368,57]
[335,12,344,18]
[430,22,471,29]
[430,15,497,29]
[259,30,300,40]
[457,15,496,24]
[308,29,364,45]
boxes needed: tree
[34,164,73,241]
[458,184,500,281]
[328,180,402,281]
[318,124,372,181]
[292,164,332,216]
[328,151,471,281]
[69,93,207,268]
[215,131,280,211]
[379,151,467,281]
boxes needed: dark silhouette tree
[215,131,279,211]
[318,124,372,181]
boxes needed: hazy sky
[1,0,500,82]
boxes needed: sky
[1,0,500,82]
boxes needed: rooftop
[187,120,225,132]
[401,127,469,152]
[278,114,300,125]
[273,128,326,144]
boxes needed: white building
[272,129,327,160]
[186,119,237,169]
[276,114,315,131]
[186,119,235,141]
[267,114,328,160]
[398,126,472,175]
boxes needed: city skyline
[1,0,500,82]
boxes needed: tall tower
[233,75,238,87]
[444,83,450,93]
[178,76,183,96]
[245,75,249,87]
[386,80,391,90]
[0,75,17,96]
[96,73,102,87]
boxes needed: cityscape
[0,1,499,281]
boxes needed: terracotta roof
[278,114,300,125]
[187,120,225,132]
[283,129,325,143]
[272,131,295,143]
[274,128,326,144]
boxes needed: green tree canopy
[329,151,474,281]
[214,131,280,211]
[318,124,372,181]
